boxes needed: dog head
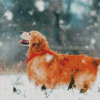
[19,31,49,51]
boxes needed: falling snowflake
[29,10,34,15]
[0,41,2,46]
[13,24,18,27]
[66,52,69,55]
[94,23,98,27]
[89,0,93,5]
[82,60,85,63]
[20,11,23,14]
[85,46,89,49]
[98,3,100,6]
[70,3,85,19]
[81,0,88,3]
[90,10,96,16]
[88,19,93,23]
[8,23,12,27]
[7,36,10,39]
[91,38,96,44]
[35,1,45,12]
[4,10,13,21]
[32,22,36,26]
[87,27,90,30]
[59,20,64,24]
[77,34,80,36]
[64,72,67,75]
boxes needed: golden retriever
[19,31,100,93]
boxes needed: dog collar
[26,49,53,64]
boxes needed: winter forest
[0,0,100,100]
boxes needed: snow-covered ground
[0,73,100,100]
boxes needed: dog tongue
[18,39,28,43]
[19,40,23,43]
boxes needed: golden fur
[19,31,100,93]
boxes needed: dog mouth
[19,39,29,45]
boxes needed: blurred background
[0,0,100,73]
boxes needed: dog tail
[94,59,100,72]
[95,59,100,66]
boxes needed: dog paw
[41,85,46,90]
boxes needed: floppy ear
[30,36,40,46]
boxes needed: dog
[19,31,100,93]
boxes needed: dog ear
[31,36,40,46]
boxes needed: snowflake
[59,20,64,24]
[88,19,93,23]
[90,10,96,16]
[89,0,93,5]
[13,24,18,27]
[7,36,10,39]
[20,11,23,14]
[87,27,90,30]
[99,3,100,7]
[32,22,36,26]
[0,41,2,46]
[82,60,85,63]
[85,46,89,49]
[94,23,98,27]
[64,72,67,75]
[81,0,88,3]
[91,38,96,44]
[66,52,69,55]
[4,10,13,21]
[70,3,85,19]
[29,11,33,15]
[35,1,45,12]
[8,23,12,27]
[77,34,80,36]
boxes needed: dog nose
[20,31,23,35]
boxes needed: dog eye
[29,33,31,35]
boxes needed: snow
[29,11,33,15]
[89,0,93,5]
[98,3,100,7]
[94,23,98,27]
[0,73,100,100]
[46,54,53,62]
[8,23,12,27]
[77,34,80,36]
[85,46,89,49]
[59,20,64,25]
[29,10,34,15]
[90,10,96,16]
[20,11,23,14]
[35,0,45,12]
[0,41,2,46]
[4,11,13,21]
[86,27,90,30]
[70,3,85,19]
[32,22,36,26]
[91,38,96,44]
[81,0,88,3]
[82,60,85,63]
[7,36,10,39]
